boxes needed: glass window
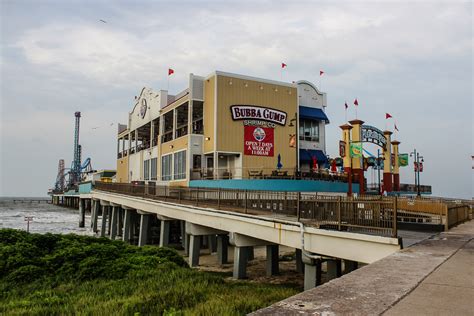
[299,119,319,142]
[150,158,157,180]
[193,155,202,169]
[174,151,187,180]
[144,159,150,180]
[161,155,172,181]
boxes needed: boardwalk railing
[94,182,399,238]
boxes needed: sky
[0,0,472,198]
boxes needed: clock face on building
[140,99,147,118]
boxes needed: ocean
[0,197,93,235]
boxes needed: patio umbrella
[277,154,283,170]
[331,159,337,172]
[312,155,318,170]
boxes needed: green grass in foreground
[0,229,298,315]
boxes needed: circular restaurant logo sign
[140,99,147,118]
[253,127,266,142]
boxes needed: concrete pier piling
[92,200,99,233]
[327,259,342,279]
[217,234,229,265]
[233,246,248,279]
[189,234,201,267]
[303,256,322,291]
[138,213,151,247]
[266,245,279,276]
[100,205,109,238]
[110,206,118,240]
[79,198,85,228]
[160,220,170,247]
[295,249,304,273]
[344,260,359,273]
[122,208,132,242]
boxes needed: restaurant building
[115,71,345,191]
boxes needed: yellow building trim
[203,75,216,153]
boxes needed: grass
[0,229,298,315]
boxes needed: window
[174,151,187,180]
[161,155,172,181]
[193,155,202,169]
[151,158,157,180]
[192,101,203,134]
[144,159,150,180]
[175,103,189,138]
[299,119,319,142]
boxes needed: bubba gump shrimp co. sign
[231,105,287,157]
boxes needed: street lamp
[288,113,299,176]
[410,149,424,197]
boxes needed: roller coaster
[50,112,94,194]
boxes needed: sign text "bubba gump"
[231,105,287,126]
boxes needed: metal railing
[94,182,398,237]
[189,166,357,182]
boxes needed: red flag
[281,63,287,68]
[394,123,399,131]
[354,99,359,106]
[320,70,324,76]
[344,102,348,110]
[168,68,174,75]
[385,113,392,119]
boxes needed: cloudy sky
[0,0,472,198]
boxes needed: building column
[189,234,201,267]
[349,119,365,194]
[304,257,322,291]
[266,245,279,276]
[217,234,229,265]
[160,220,170,247]
[295,249,304,273]
[138,213,151,246]
[383,130,393,192]
[327,259,342,279]
[79,198,85,228]
[392,140,401,191]
[344,260,359,274]
[233,246,248,279]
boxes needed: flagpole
[345,108,347,123]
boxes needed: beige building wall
[116,156,129,183]
[215,74,298,172]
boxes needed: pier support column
[303,256,322,291]
[110,206,119,240]
[266,245,279,276]
[180,221,186,248]
[327,259,342,279]
[122,208,132,243]
[189,234,201,267]
[79,198,85,228]
[217,234,229,265]
[92,200,100,233]
[159,220,170,247]
[99,204,109,237]
[138,213,151,247]
[208,235,217,253]
[247,246,254,261]
[233,246,248,279]
[344,260,359,274]
[295,249,304,273]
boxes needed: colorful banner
[398,153,409,167]
[350,142,363,158]
[244,125,274,156]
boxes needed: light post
[377,148,381,194]
[288,113,299,176]
[410,149,424,196]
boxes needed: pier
[12,199,51,204]
[49,181,471,290]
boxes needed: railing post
[444,204,449,231]
[297,192,301,221]
[217,188,221,209]
[195,187,199,206]
[392,197,398,238]
[337,196,342,231]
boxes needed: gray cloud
[1,0,472,198]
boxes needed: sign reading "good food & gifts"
[231,105,287,126]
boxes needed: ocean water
[0,197,93,235]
